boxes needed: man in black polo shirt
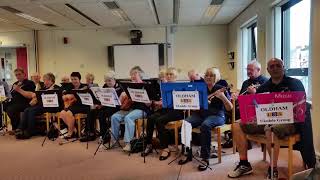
[4,68,35,133]
[228,58,305,180]
[239,60,269,95]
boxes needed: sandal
[159,149,171,161]
[198,159,209,171]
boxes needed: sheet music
[41,94,59,107]
[181,120,192,148]
[77,93,94,106]
[127,88,150,103]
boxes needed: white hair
[104,70,116,80]
[248,60,261,70]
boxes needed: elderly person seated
[31,72,45,91]
[179,67,233,171]
[15,73,60,139]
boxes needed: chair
[246,133,301,179]
[57,113,87,137]
[192,99,236,163]
[35,112,55,132]
[135,118,183,152]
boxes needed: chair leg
[217,127,222,163]
[231,124,236,154]
[288,137,294,179]
[175,125,179,152]
[46,113,50,132]
[263,144,267,161]
[77,117,81,138]
[57,114,61,131]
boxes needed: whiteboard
[113,44,159,79]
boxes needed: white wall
[228,0,273,89]
[37,26,228,85]
[0,31,36,76]
[174,25,229,81]
[310,0,320,157]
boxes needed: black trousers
[98,107,119,136]
[18,105,44,135]
[155,110,184,149]
[4,101,30,130]
[146,110,166,144]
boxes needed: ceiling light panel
[180,0,211,25]
[115,0,156,26]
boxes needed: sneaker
[267,167,279,180]
[123,143,131,152]
[228,162,253,178]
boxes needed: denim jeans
[185,113,225,159]
[111,109,146,143]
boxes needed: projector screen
[113,44,159,79]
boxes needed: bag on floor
[47,125,59,140]
[130,138,147,153]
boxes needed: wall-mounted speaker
[107,46,114,68]
[159,44,165,66]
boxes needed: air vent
[103,1,120,9]
[0,6,22,13]
[210,0,224,5]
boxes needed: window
[241,19,258,84]
[281,0,311,98]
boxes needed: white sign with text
[255,102,294,125]
[172,91,200,110]
[41,94,59,107]
[127,88,150,103]
[77,93,94,106]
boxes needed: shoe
[227,162,253,178]
[15,129,23,136]
[267,166,279,180]
[178,155,192,165]
[16,131,31,140]
[80,134,96,142]
[222,139,233,148]
[64,132,77,140]
[159,149,171,161]
[198,159,209,171]
[123,143,131,152]
[8,130,15,135]
[210,153,218,158]
[141,144,153,157]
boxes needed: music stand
[93,87,123,156]
[238,91,306,180]
[119,81,160,163]
[37,89,65,146]
[160,82,212,171]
